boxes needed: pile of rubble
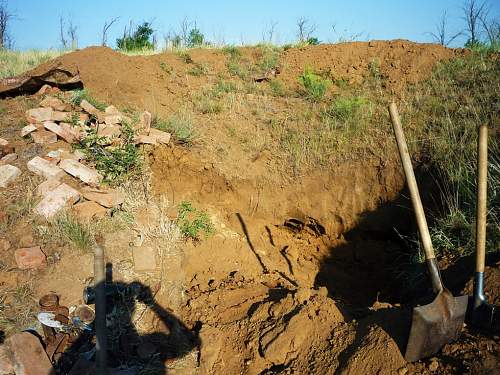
[0,86,172,269]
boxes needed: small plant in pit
[298,67,331,101]
[70,89,106,111]
[177,201,214,240]
[153,112,197,145]
[77,121,141,183]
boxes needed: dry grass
[0,49,65,79]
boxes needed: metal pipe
[94,245,107,374]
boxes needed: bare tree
[101,17,119,46]
[462,0,487,45]
[67,19,78,49]
[262,19,278,43]
[480,15,500,46]
[59,15,68,48]
[429,11,463,46]
[296,17,316,42]
[179,17,192,46]
[0,0,15,49]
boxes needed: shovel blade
[404,289,468,362]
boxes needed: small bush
[269,79,285,96]
[70,89,106,111]
[187,28,205,47]
[153,113,197,145]
[298,67,331,101]
[257,44,281,73]
[188,63,209,76]
[222,45,241,59]
[327,96,367,120]
[196,95,223,114]
[212,80,237,96]
[177,201,214,240]
[227,60,249,79]
[177,51,193,64]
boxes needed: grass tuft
[153,112,197,145]
[298,67,331,101]
[70,89,107,111]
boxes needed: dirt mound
[12,40,460,111]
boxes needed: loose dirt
[0,40,497,374]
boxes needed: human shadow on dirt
[50,264,200,374]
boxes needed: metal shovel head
[404,288,468,362]
[468,300,497,330]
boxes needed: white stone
[59,159,102,186]
[21,124,37,137]
[27,156,65,180]
[0,138,8,147]
[34,183,80,219]
[0,164,21,188]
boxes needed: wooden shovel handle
[476,124,488,273]
[389,103,436,261]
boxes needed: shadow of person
[50,268,200,374]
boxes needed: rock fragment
[50,111,72,122]
[73,201,107,220]
[0,164,21,188]
[14,246,47,269]
[34,183,80,219]
[21,124,38,137]
[27,156,65,180]
[80,99,100,116]
[82,189,124,208]
[32,129,57,144]
[0,153,17,164]
[44,121,75,143]
[26,107,53,123]
[60,159,102,186]
[40,96,66,111]
[149,128,171,144]
[3,332,53,374]
[36,178,62,197]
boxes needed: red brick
[14,246,47,269]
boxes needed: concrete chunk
[26,107,53,123]
[27,156,65,180]
[14,246,47,269]
[0,164,21,188]
[34,183,80,219]
[82,189,125,208]
[44,121,75,143]
[21,124,38,137]
[32,129,57,144]
[59,159,101,186]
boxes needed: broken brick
[31,129,57,144]
[73,200,107,220]
[26,107,53,123]
[44,121,75,143]
[0,164,21,188]
[21,124,38,137]
[5,332,53,374]
[82,189,125,208]
[149,128,171,144]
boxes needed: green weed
[177,50,193,64]
[70,89,106,111]
[298,67,331,101]
[0,49,64,79]
[188,63,209,76]
[51,213,96,251]
[177,201,214,240]
[327,96,367,120]
[269,79,285,96]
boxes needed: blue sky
[7,0,500,50]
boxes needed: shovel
[469,124,496,328]
[389,103,468,362]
